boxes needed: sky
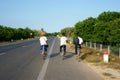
[0,0,120,33]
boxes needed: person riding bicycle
[60,33,67,56]
[39,32,48,56]
[73,35,83,56]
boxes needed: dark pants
[60,45,66,53]
[40,45,48,51]
[75,44,81,55]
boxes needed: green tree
[107,19,120,46]
[61,27,74,37]
[98,11,120,22]
[73,17,97,41]
[93,21,109,43]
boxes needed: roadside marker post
[103,51,109,63]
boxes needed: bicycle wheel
[41,46,47,60]
[62,47,66,60]
[42,51,47,60]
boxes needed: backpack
[73,38,79,44]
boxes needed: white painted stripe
[0,53,6,56]
[22,46,27,47]
[37,38,56,80]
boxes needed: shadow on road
[64,52,75,60]
[49,52,75,60]
[50,53,59,58]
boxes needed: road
[0,37,104,80]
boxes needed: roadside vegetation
[0,26,35,42]
[0,26,59,43]
[1,11,120,80]
[60,11,120,70]
[68,42,120,70]
[61,11,120,48]
[1,11,120,48]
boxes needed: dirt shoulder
[85,62,120,80]
[67,43,120,80]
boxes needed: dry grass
[82,47,120,70]
[68,43,120,70]
[102,72,112,76]
[68,43,120,80]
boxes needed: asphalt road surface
[0,37,104,80]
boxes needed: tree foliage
[73,11,120,47]
[98,11,120,22]
[0,26,35,41]
[61,27,74,37]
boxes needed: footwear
[74,54,77,56]
[60,52,63,56]
[62,53,64,56]
[42,52,44,55]
[44,52,47,55]
[64,52,66,55]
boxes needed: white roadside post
[103,51,109,63]
[100,44,102,52]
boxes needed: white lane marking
[22,46,27,47]
[37,38,56,80]
[0,53,6,56]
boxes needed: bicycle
[60,45,66,60]
[41,45,47,60]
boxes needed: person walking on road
[39,32,48,58]
[60,33,67,56]
[73,35,83,57]
[78,35,83,49]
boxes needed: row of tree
[61,11,120,47]
[0,26,36,41]
[0,25,59,42]
[1,11,120,47]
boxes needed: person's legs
[60,45,62,53]
[78,44,81,55]
[63,45,66,52]
[62,45,66,56]
[75,45,77,55]
[44,45,48,55]
[41,45,47,60]
[41,45,45,55]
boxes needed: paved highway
[0,37,104,80]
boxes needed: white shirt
[78,37,83,44]
[60,36,67,46]
[39,36,47,45]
